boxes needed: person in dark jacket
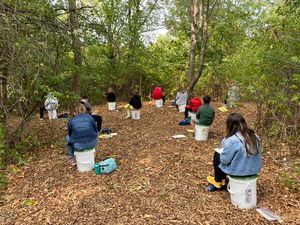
[196,95,215,126]
[81,95,102,132]
[66,102,98,166]
[124,90,142,118]
[107,87,116,102]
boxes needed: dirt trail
[0,101,299,225]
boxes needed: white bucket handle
[227,182,251,195]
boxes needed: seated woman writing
[66,102,98,166]
[207,112,262,191]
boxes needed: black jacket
[129,95,142,109]
[107,92,116,102]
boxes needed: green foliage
[210,0,300,141]
[147,35,189,95]
[284,165,300,190]
[22,199,38,206]
[0,123,6,169]
[0,0,299,172]
[275,160,300,190]
[0,173,8,190]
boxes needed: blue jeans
[66,135,98,159]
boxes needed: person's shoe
[221,179,226,186]
[68,157,76,166]
[39,118,44,120]
[207,175,222,188]
[206,183,221,192]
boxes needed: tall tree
[68,0,82,112]
[187,0,215,93]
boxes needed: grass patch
[0,173,8,190]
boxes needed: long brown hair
[225,113,260,155]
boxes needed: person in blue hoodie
[66,102,98,166]
[207,112,262,191]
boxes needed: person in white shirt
[174,89,188,111]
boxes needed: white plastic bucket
[74,149,95,172]
[188,112,198,123]
[227,176,257,209]
[48,110,57,120]
[155,99,163,108]
[131,109,140,120]
[108,102,116,111]
[195,125,210,141]
[178,104,186,113]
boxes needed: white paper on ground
[99,133,118,139]
[214,148,224,154]
[256,208,283,223]
[172,135,186,139]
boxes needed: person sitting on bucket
[206,113,262,192]
[196,95,215,126]
[152,86,165,105]
[106,87,116,103]
[174,88,188,110]
[66,102,98,166]
[81,95,102,133]
[184,92,202,120]
[124,90,142,118]
[44,93,59,120]
[227,79,240,108]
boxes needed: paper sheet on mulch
[172,134,186,139]
[99,133,118,139]
[218,106,228,112]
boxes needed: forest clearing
[0,101,299,225]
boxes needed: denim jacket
[219,131,262,176]
[67,113,98,144]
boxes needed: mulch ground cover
[0,101,299,225]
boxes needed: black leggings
[40,106,46,119]
[213,152,227,182]
[92,114,102,132]
[184,108,192,119]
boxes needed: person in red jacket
[152,86,165,104]
[184,93,202,119]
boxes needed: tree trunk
[187,0,210,94]
[0,58,9,149]
[187,0,198,86]
[69,0,82,113]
